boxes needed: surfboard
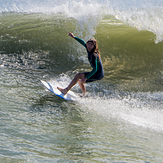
[41,80,79,101]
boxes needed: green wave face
[0,12,163,92]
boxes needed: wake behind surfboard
[41,80,79,101]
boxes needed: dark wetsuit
[75,37,104,83]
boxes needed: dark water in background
[0,0,163,162]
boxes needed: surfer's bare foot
[79,93,86,98]
[79,94,84,97]
[57,87,68,95]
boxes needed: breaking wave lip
[1,0,163,43]
[112,7,163,44]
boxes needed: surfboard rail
[41,80,79,101]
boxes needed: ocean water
[0,0,163,162]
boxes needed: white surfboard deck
[41,80,79,101]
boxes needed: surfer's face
[86,42,95,52]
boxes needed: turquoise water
[0,0,163,162]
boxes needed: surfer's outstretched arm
[68,32,86,48]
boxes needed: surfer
[57,32,104,96]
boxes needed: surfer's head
[86,39,100,58]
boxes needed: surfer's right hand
[68,32,75,38]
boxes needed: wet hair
[86,39,100,59]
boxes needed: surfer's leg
[78,79,86,96]
[67,73,85,91]
[57,73,85,95]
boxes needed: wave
[0,1,163,132]
[0,11,163,92]
[1,0,163,43]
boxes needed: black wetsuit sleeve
[75,37,87,48]
[86,57,99,79]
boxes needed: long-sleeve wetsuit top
[75,37,104,82]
